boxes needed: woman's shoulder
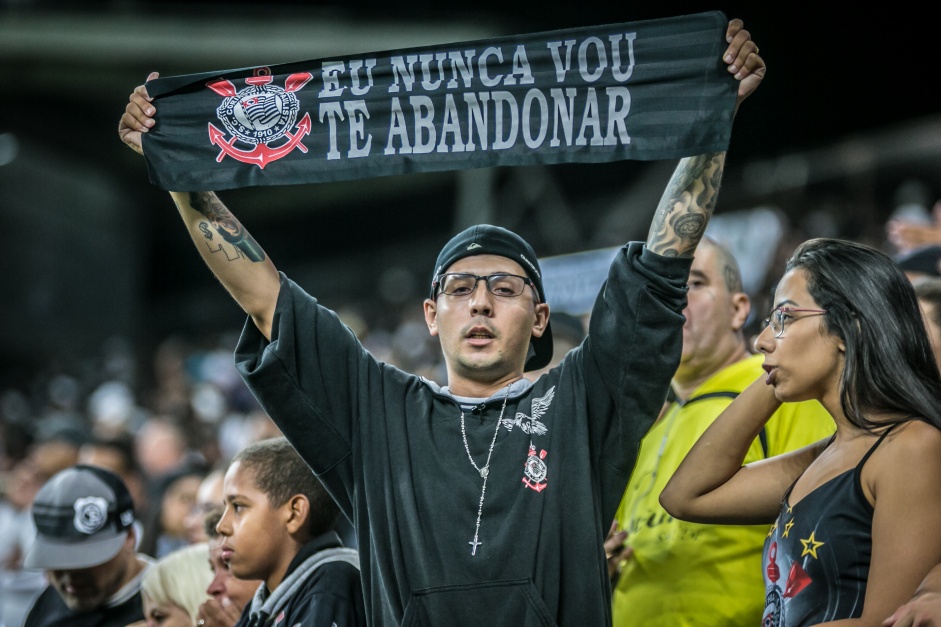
[885,419,941,449]
[869,419,941,474]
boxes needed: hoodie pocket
[401,578,557,627]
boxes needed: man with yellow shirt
[607,237,835,627]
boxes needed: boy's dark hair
[232,437,340,537]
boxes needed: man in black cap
[118,18,763,627]
[23,465,152,627]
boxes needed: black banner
[142,11,736,192]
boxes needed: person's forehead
[223,462,265,500]
[774,268,814,304]
[445,254,526,275]
[690,242,722,276]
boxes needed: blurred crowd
[4,187,941,627]
[0,308,441,626]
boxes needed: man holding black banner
[119,16,763,627]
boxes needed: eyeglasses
[763,306,828,338]
[433,273,538,301]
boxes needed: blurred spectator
[139,463,208,559]
[183,468,226,546]
[887,199,941,254]
[77,434,150,526]
[23,465,152,627]
[134,416,191,480]
[0,438,80,627]
[895,245,941,282]
[197,507,261,627]
[131,542,213,627]
[913,278,941,367]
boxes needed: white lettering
[384,97,412,154]
[447,50,476,89]
[420,53,445,91]
[575,87,602,146]
[318,102,344,159]
[349,58,377,96]
[578,37,607,83]
[464,92,489,150]
[610,33,636,82]
[479,47,504,88]
[522,89,548,148]
[411,95,436,154]
[319,61,346,98]
[505,45,535,86]
[344,100,372,157]
[604,87,631,145]
[549,87,577,147]
[389,55,419,93]
[437,94,466,153]
[491,91,518,149]
[546,39,576,83]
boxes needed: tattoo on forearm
[647,152,723,258]
[185,192,266,262]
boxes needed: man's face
[47,536,135,612]
[678,244,749,380]
[207,539,260,613]
[424,254,549,385]
[216,461,290,585]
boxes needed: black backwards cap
[25,464,136,570]
[430,224,553,372]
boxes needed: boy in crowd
[215,437,365,627]
[195,506,262,627]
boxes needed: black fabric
[233,535,365,627]
[141,11,736,192]
[24,586,143,627]
[761,428,897,625]
[234,242,691,626]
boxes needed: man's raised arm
[646,18,764,258]
[119,73,280,339]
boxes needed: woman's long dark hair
[785,238,941,432]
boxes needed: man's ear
[283,495,310,536]
[531,303,550,338]
[730,292,751,332]
[123,525,138,554]
[423,299,439,336]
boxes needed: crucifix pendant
[469,538,482,555]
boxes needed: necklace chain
[459,386,511,556]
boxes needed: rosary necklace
[460,386,511,556]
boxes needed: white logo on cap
[73,497,109,535]
[120,510,135,527]
[519,253,540,278]
[467,243,482,250]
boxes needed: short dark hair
[701,236,744,293]
[232,437,339,537]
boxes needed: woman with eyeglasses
[660,237,941,626]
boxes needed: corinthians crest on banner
[206,69,314,168]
